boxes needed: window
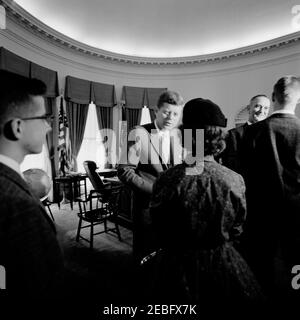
[77,103,106,173]
[140,106,151,125]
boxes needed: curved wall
[0,9,300,128]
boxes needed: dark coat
[222,123,249,173]
[0,163,65,296]
[149,161,263,303]
[241,113,300,295]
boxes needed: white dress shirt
[154,120,170,164]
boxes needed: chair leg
[90,222,94,250]
[76,217,82,241]
[104,218,108,233]
[115,220,122,241]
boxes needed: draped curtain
[145,87,167,122]
[44,98,58,178]
[122,86,146,132]
[65,102,89,171]
[92,81,117,168]
[65,76,91,171]
[0,47,30,77]
[31,62,59,178]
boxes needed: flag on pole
[58,97,72,176]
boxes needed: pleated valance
[121,86,168,110]
[91,82,117,107]
[31,62,59,98]
[0,47,30,77]
[0,47,59,97]
[145,87,167,110]
[122,86,146,109]
[65,76,91,104]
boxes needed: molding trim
[2,0,300,66]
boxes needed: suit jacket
[0,163,64,295]
[222,123,249,173]
[241,114,300,291]
[117,122,183,258]
[117,122,183,207]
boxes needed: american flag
[58,97,72,176]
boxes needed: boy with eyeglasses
[0,70,65,297]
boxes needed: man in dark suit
[117,90,184,262]
[0,70,64,296]
[222,94,270,173]
[241,76,300,301]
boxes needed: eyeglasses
[20,114,54,125]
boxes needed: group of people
[0,69,299,308]
[118,77,300,305]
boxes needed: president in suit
[222,94,270,173]
[0,70,64,296]
[241,76,300,301]
[118,90,184,261]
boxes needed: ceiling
[13,0,300,58]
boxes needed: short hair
[204,126,226,156]
[182,125,226,158]
[273,76,300,105]
[0,70,46,133]
[249,94,268,103]
[157,90,184,109]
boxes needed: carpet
[49,202,142,305]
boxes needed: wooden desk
[54,174,88,210]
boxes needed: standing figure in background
[117,90,184,262]
[222,94,270,173]
[241,76,300,302]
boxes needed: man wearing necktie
[118,90,184,262]
[221,94,270,174]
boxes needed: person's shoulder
[210,162,245,185]
[227,124,246,139]
[268,113,300,126]
[0,173,38,206]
